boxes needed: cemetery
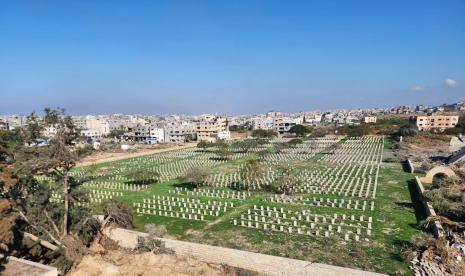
[38,136,421,274]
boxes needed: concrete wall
[104,227,385,276]
[414,176,444,238]
[448,146,465,164]
[0,254,58,276]
[420,166,456,184]
[406,159,415,173]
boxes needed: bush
[136,236,173,254]
[399,125,418,137]
[251,129,277,138]
[144,223,168,237]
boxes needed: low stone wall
[414,176,444,238]
[0,254,58,276]
[406,159,415,173]
[104,227,385,276]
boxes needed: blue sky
[1,0,464,115]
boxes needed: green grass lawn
[53,139,423,275]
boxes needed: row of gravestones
[233,205,373,241]
[264,195,375,211]
[134,196,234,221]
[169,187,251,199]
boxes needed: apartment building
[124,125,164,143]
[164,123,196,143]
[196,115,229,142]
[413,114,459,131]
[0,121,9,131]
[73,116,110,138]
[364,116,377,123]
[42,125,58,138]
[0,115,27,130]
[252,117,274,130]
[273,117,297,136]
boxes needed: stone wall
[0,254,58,276]
[406,159,415,173]
[103,227,385,276]
[414,176,444,238]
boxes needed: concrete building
[273,117,297,136]
[74,116,110,138]
[217,130,231,140]
[196,115,229,142]
[413,114,459,131]
[0,121,9,131]
[0,115,27,130]
[124,125,164,143]
[364,116,377,124]
[42,125,58,138]
[164,123,196,143]
[252,117,273,130]
[80,129,104,139]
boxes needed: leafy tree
[231,139,260,153]
[399,125,418,137]
[197,140,212,151]
[211,139,231,160]
[177,167,209,188]
[240,158,266,183]
[309,128,327,138]
[337,124,370,137]
[125,168,159,184]
[75,144,94,158]
[17,108,80,236]
[108,129,126,138]
[289,124,309,137]
[251,129,277,138]
[287,138,303,147]
[94,199,133,244]
[229,122,253,132]
[444,115,465,135]
[0,108,102,272]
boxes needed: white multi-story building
[273,117,298,136]
[252,117,274,130]
[73,116,110,138]
[80,129,104,139]
[364,116,377,123]
[196,115,229,142]
[217,130,231,140]
[0,115,27,130]
[124,125,165,143]
[149,127,165,143]
[42,125,58,138]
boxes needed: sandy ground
[77,143,197,167]
[68,250,240,276]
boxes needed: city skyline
[1,0,465,115]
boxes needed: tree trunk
[62,171,69,236]
[23,232,59,251]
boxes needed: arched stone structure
[420,166,457,184]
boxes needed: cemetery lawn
[124,162,420,275]
[55,137,422,275]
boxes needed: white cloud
[445,78,457,87]
[410,85,423,91]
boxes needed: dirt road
[77,143,197,167]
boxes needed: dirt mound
[68,250,239,276]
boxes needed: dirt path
[77,143,197,167]
[69,250,242,276]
